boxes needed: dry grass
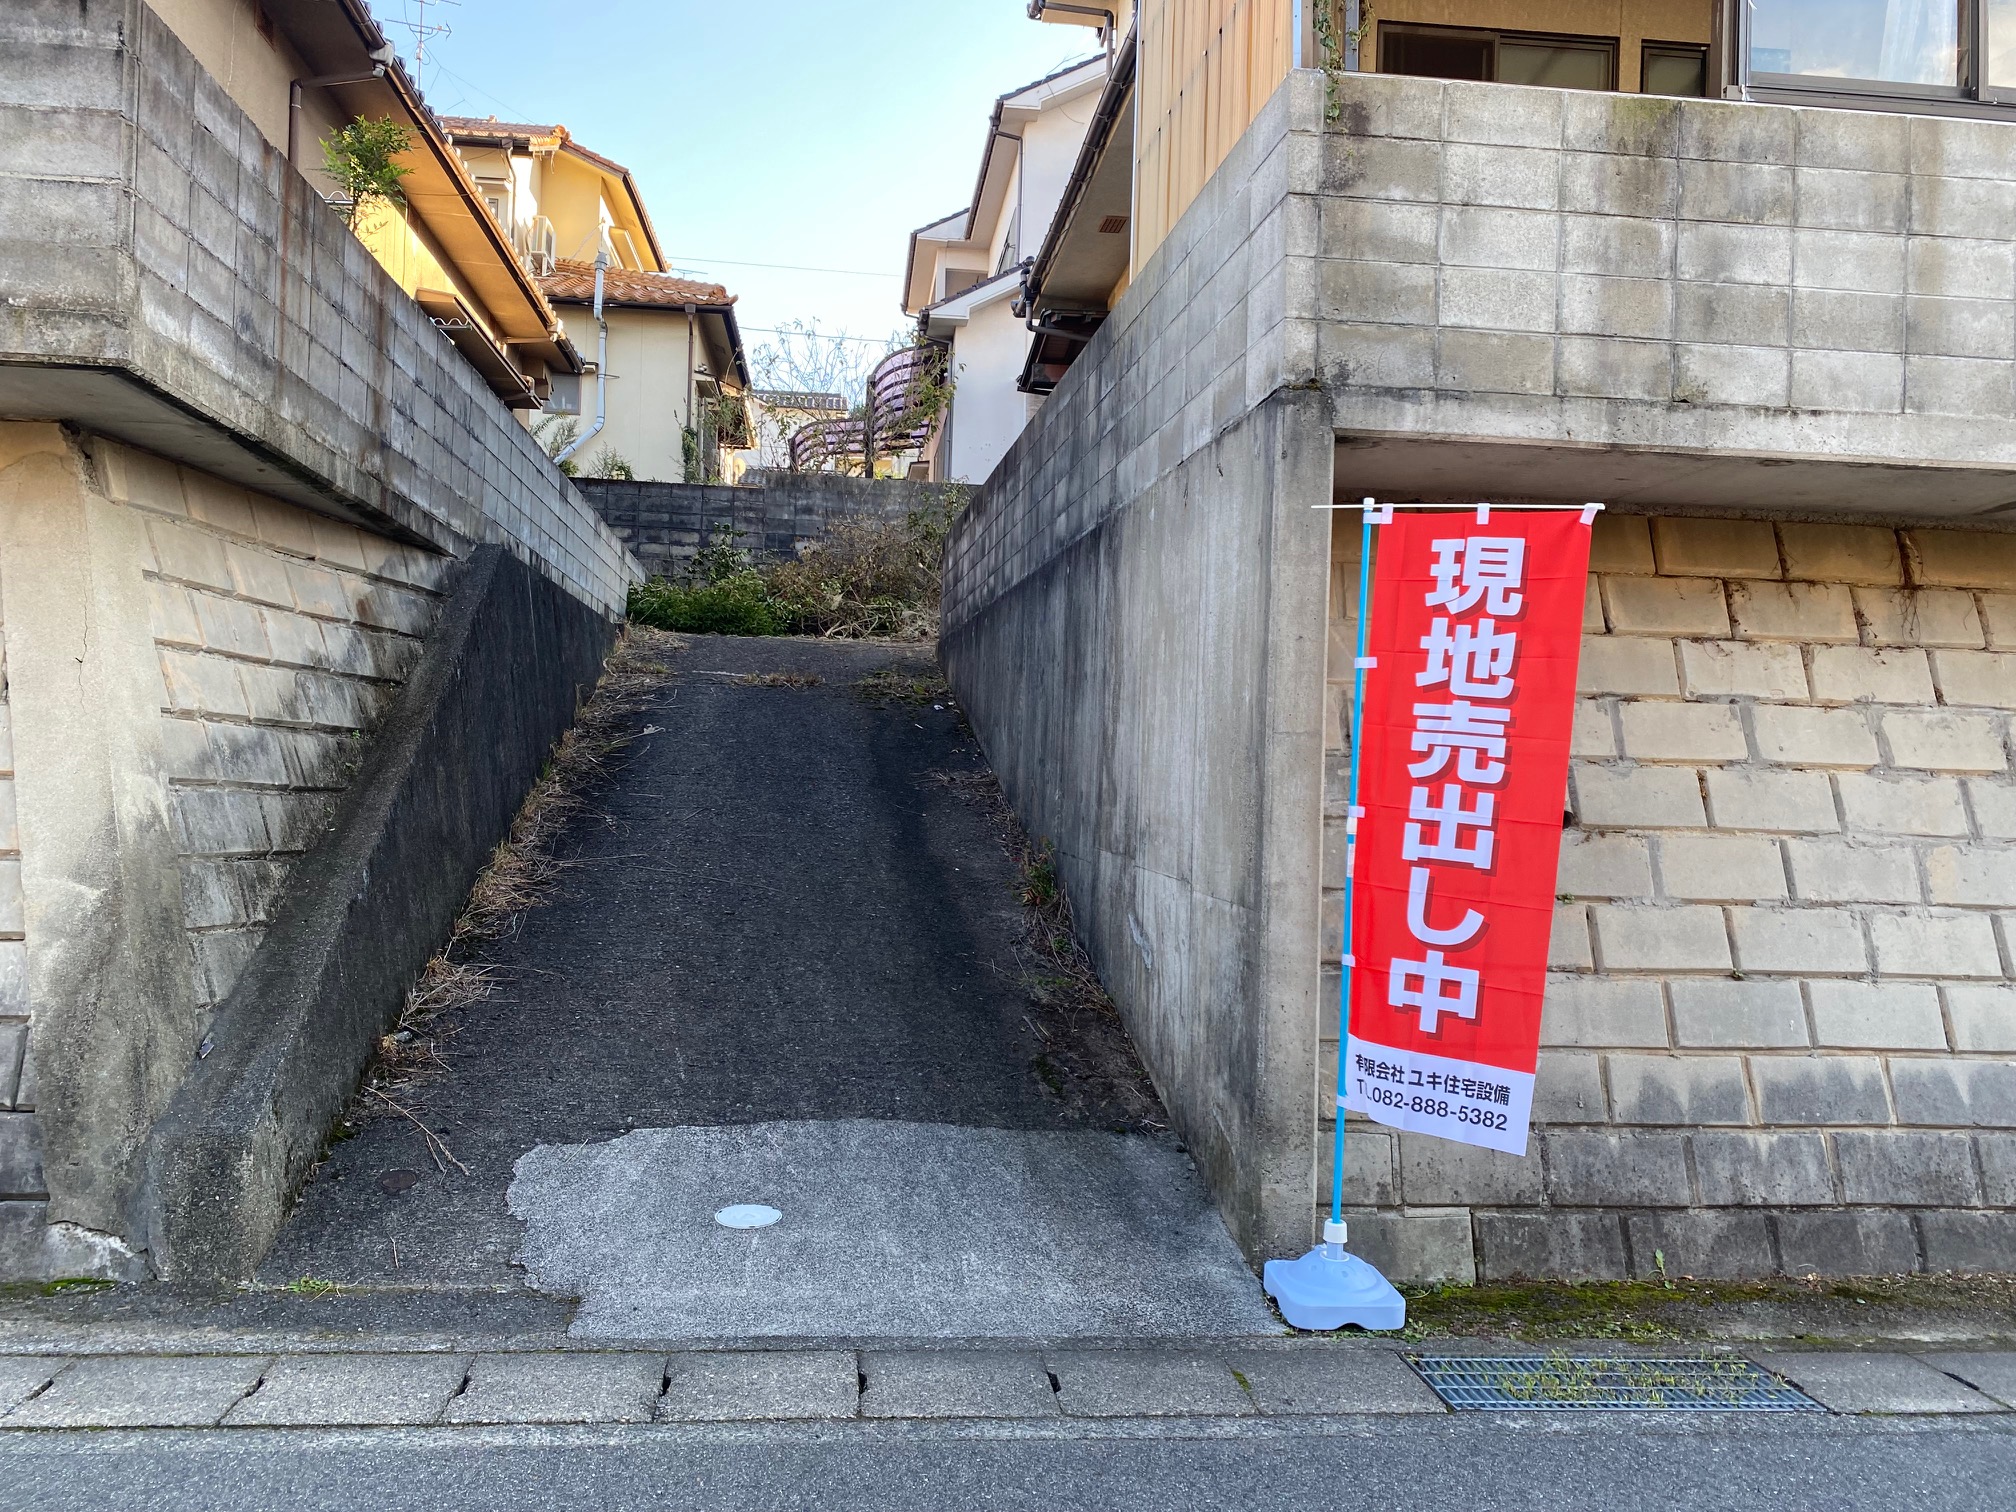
[735,670,822,688]
[353,627,684,1161]
[854,661,947,707]
[925,766,1167,1133]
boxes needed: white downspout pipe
[554,248,608,464]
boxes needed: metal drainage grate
[1408,1354,1825,1413]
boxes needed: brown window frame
[1640,40,1710,97]
[1378,21,1620,92]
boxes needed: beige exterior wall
[0,422,446,1278]
[554,306,705,483]
[1323,512,2016,1281]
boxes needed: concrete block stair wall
[1323,513,2016,1282]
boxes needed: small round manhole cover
[714,1203,782,1229]
[377,1168,421,1194]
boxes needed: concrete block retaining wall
[579,473,955,579]
[1323,514,2016,1282]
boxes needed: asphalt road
[3,1415,2009,1512]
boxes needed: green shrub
[627,571,782,636]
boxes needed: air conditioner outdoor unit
[525,215,557,276]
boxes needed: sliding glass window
[1746,1,2016,106]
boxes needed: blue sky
[391,1,1098,370]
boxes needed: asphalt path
[3,1415,2008,1511]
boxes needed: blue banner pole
[1329,502,1377,1229]
[1262,498,1405,1331]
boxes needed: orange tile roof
[538,259,735,309]
[438,116,631,178]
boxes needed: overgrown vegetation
[583,445,636,481]
[626,484,969,640]
[321,116,414,227]
[530,413,580,476]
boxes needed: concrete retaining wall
[143,543,611,1280]
[579,473,952,578]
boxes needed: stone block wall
[1323,512,2016,1280]
[0,423,451,1278]
[579,472,949,579]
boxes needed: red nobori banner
[1342,509,1592,1156]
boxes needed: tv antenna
[387,0,459,71]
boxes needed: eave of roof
[438,115,668,271]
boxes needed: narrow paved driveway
[265,636,1271,1337]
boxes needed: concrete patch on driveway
[508,1120,1277,1339]
[1756,1352,2003,1414]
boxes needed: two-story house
[945,1,2016,1285]
[440,119,751,482]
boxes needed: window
[1381,23,1617,91]
[1642,42,1709,96]
[1748,0,1961,89]
[545,374,581,416]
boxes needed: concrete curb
[138,548,616,1283]
[0,1345,2008,1428]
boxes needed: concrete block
[1438,204,1560,271]
[1676,280,1790,346]
[1911,174,2016,241]
[1905,295,2016,359]
[1474,1211,1627,1280]
[1674,342,1791,406]
[1549,905,1594,970]
[1811,967,1949,1053]
[1792,227,1905,295]
[1571,702,1617,758]
[1908,529,2016,591]
[1921,1212,2016,1273]
[1591,904,1731,971]
[447,1352,664,1424]
[171,788,271,856]
[1785,840,1921,905]
[1867,910,2002,977]
[6,1355,269,1428]
[1604,577,1730,637]
[1589,515,1655,574]
[1837,773,1968,836]
[1559,273,1672,340]
[1890,1057,2016,1127]
[1619,702,1747,763]
[1540,974,1669,1048]
[1342,1211,1477,1285]
[1932,650,2016,709]
[1606,1053,1752,1125]
[1679,639,1807,699]
[1946,985,2016,1052]
[1533,1049,1607,1122]
[1543,1131,1691,1206]
[1441,141,1559,210]
[1926,846,2016,907]
[1751,1055,1892,1124]
[148,519,233,591]
[1705,767,1839,832]
[1321,135,1442,203]
[1398,1132,1543,1205]
[1907,234,2016,299]
[1047,1351,1251,1417]
[1319,198,1439,264]
[0,1110,45,1196]
[662,1351,858,1421]
[1729,581,1858,643]
[1226,1348,1447,1414]
[1658,834,1787,902]
[1797,166,1908,234]
[1676,221,1792,285]
[0,1022,24,1106]
[1918,1353,2016,1409]
[1577,636,1680,695]
[1556,832,1653,897]
[1691,1130,1836,1205]
[1325,321,1436,386]
[1978,1132,2016,1203]
[1854,588,1983,649]
[1559,151,1677,219]
[158,647,250,718]
[147,579,203,647]
[1679,158,1793,223]
[1983,595,2016,650]
[225,1353,470,1426]
[1790,288,1905,354]
[1434,328,1554,394]
[1775,1210,1920,1276]
[1671,978,1810,1048]
[1625,1211,1775,1279]
[1318,259,1435,324]
[1880,710,2007,773]
[1752,706,1879,768]
[1778,523,1904,585]
[1835,1130,1980,1205]
[1572,763,1706,828]
[1905,354,2016,418]
[1968,779,2016,838]
[1557,336,1672,402]
[1757,1351,2001,1413]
